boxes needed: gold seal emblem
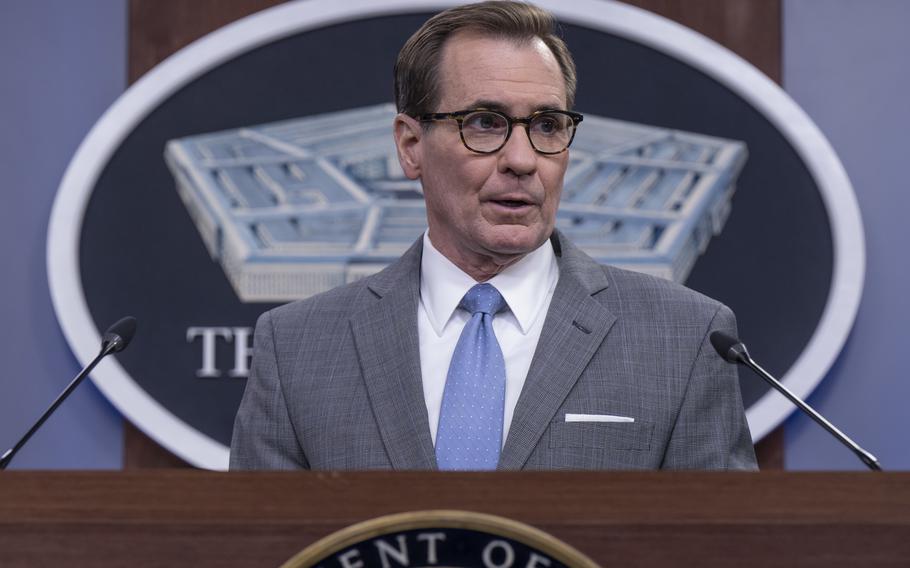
[281,510,601,568]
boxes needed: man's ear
[394,113,423,180]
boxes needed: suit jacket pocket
[548,419,653,451]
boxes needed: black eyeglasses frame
[417,108,584,155]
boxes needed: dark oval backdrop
[78,13,832,448]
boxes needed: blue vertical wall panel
[783,0,910,470]
[0,0,126,468]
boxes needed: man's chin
[480,226,550,257]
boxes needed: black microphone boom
[0,317,137,470]
[710,331,881,471]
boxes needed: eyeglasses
[418,109,584,155]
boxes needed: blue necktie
[436,283,508,471]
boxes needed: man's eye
[465,113,506,130]
[534,115,564,135]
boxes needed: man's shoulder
[585,261,732,328]
[556,232,727,317]
[554,231,721,311]
[602,264,724,311]
[261,237,423,332]
[264,277,374,328]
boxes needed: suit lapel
[349,240,437,470]
[498,233,617,470]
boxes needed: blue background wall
[0,0,906,469]
[0,0,126,468]
[782,0,910,470]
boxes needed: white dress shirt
[418,232,559,446]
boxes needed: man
[230,1,757,470]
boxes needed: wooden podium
[1,471,907,567]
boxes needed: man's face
[395,33,570,277]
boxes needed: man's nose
[497,124,538,176]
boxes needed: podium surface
[1,471,907,567]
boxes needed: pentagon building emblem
[164,104,746,302]
[280,510,600,568]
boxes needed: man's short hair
[394,1,578,117]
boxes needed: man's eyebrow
[467,100,509,112]
[464,100,567,114]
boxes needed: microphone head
[101,316,137,353]
[710,331,748,364]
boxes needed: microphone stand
[1,329,130,470]
[736,346,881,471]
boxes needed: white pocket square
[565,413,635,423]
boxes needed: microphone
[0,316,137,470]
[102,316,137,355]
[710,331,881,471]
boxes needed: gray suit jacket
[230,232,757,470]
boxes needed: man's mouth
[492,199,532,208]
[488,194,537,210]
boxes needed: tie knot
[460,283,507,316]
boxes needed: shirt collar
[419,231,559,336]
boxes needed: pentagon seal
[280,510,600,568]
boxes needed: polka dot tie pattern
[435,283,508,471]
